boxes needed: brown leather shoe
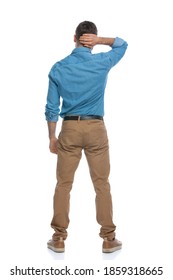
[47,238,65,253]
[102,237,122,253]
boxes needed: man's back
[46,37,127,121]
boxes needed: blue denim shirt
[45,37,128,122]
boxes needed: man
[45,21,128,253]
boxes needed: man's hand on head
[79,34,99,48]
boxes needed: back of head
[75,21,98,40]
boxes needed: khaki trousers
[51,119,116,240]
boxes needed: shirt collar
[71,47,92,54]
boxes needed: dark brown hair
[75,21,98,40]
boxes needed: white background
[0,0,173,279]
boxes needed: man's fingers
[50,148,58,154]
[51,150,58,154]
[80,34,92,41]
[79,34,97,48]
[79,38,92,47]
[80,38,91,43]
[49,139,58,154]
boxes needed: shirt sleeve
[45,69,60,122]
[107,37,128,68]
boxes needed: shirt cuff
[45,112,59,122]
[113,37,126,47]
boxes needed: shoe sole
[47,244,65,253]
[102,245,122,253]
